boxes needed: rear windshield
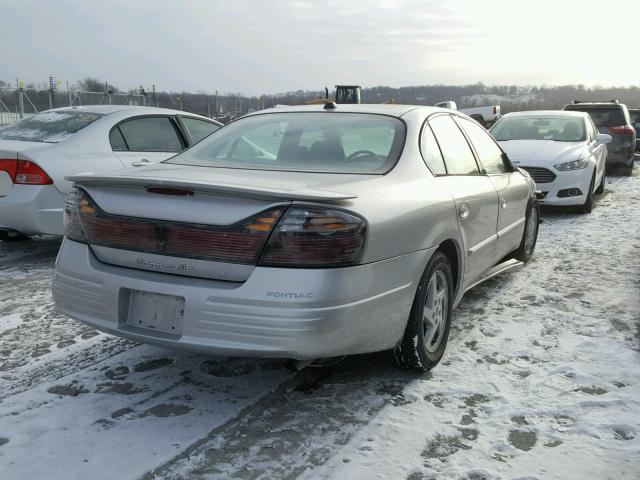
[491,115,586,142]
[0,111,104,143]
[166,112,406,174]
[564,106,625,128]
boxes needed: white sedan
[0,106,221,239]
[490,110,611,213]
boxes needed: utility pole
[214,90,218,115]
[67,81,72,106]
[152,84,157,107]
[206,93,210,118]
[48,76,55,110]
[17,78,24,119]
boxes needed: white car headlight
[554,157,589,171]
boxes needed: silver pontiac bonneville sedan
[53,104,539,372]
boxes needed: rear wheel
[0,231,29,242]
[391,252,453,372]
[623,161,634,176]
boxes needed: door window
[182,117,220,144]
[428,115,479,175]
[116,117,183,152]
[458,117,507,174]
[420,123,447,175]
[109,127,128,151]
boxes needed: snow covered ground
[0,166,639,480]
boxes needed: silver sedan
[0,106,221,239]
[53,104,538,372]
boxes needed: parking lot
[0,165,639,479]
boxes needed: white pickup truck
[435,101,501,127]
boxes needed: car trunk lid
[70,165,366,282]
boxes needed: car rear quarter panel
[339,108,464,282]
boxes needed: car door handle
[458,203,470,219]
[132,158,152,167]
[500,198,507,209]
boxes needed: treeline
[2,78,639,120]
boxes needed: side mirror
[502,152,516,172]
[595,133,612,145]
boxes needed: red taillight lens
[64,187,285,264]
[14,160,53,185]
[259,207,366,267]
[608,125,634,135]
[0,159,18,182]
[63,187,86,243]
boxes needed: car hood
[498,140,586,166]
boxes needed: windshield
[165,112,406,174]
[565,106,626,128]
[0,111,104,143]
[491,115,586,142]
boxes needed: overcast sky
[2,0,638,95]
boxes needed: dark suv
[564,100,636,175]
[629,108,640,153]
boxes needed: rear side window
[457,117,506,174]
[167,112,406,174]
[109,128,127,151]
[428,115,479,175]
[117,117,183,152]
[182,117,220,144]
[566,107,625,128]
[420,123,446,175]
[0,111,103,143]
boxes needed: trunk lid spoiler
[67,173,357,202]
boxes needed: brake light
[0,159,18,182]
[14,160,53,185]
[608,125,634,135]
[64,187,285,264]
[259,207,366,267]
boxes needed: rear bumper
[528,166,594,206]
[606,146,635,166]
[53,239,434,360]
[0,185,65,235]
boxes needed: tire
[578,173,595,214]
[391,251,453,372]
[623,162,634,176]
[511,200,539,263]
[595,169,605,194]
[0,231,29,242]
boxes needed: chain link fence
[0,87,151,124]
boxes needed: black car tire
[511,200,539,263]
[391,252,453,372]
[0,231,29,242]
[595,170,605,194]
[578,173,595,214]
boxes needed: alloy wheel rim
[423,270,448,353]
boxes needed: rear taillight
[259,207,366,267]
[63,187,285,264]
[0,159,53,185]
[63,187,85,242]
[0,159,18,181]
[608,125,634,135]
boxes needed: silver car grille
[520,167,556,184]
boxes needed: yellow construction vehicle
[306,85,362,105]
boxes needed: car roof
[502,110,588,119]
[244,103,437,118]
[564,102,626,109]
[45,105,211,118]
